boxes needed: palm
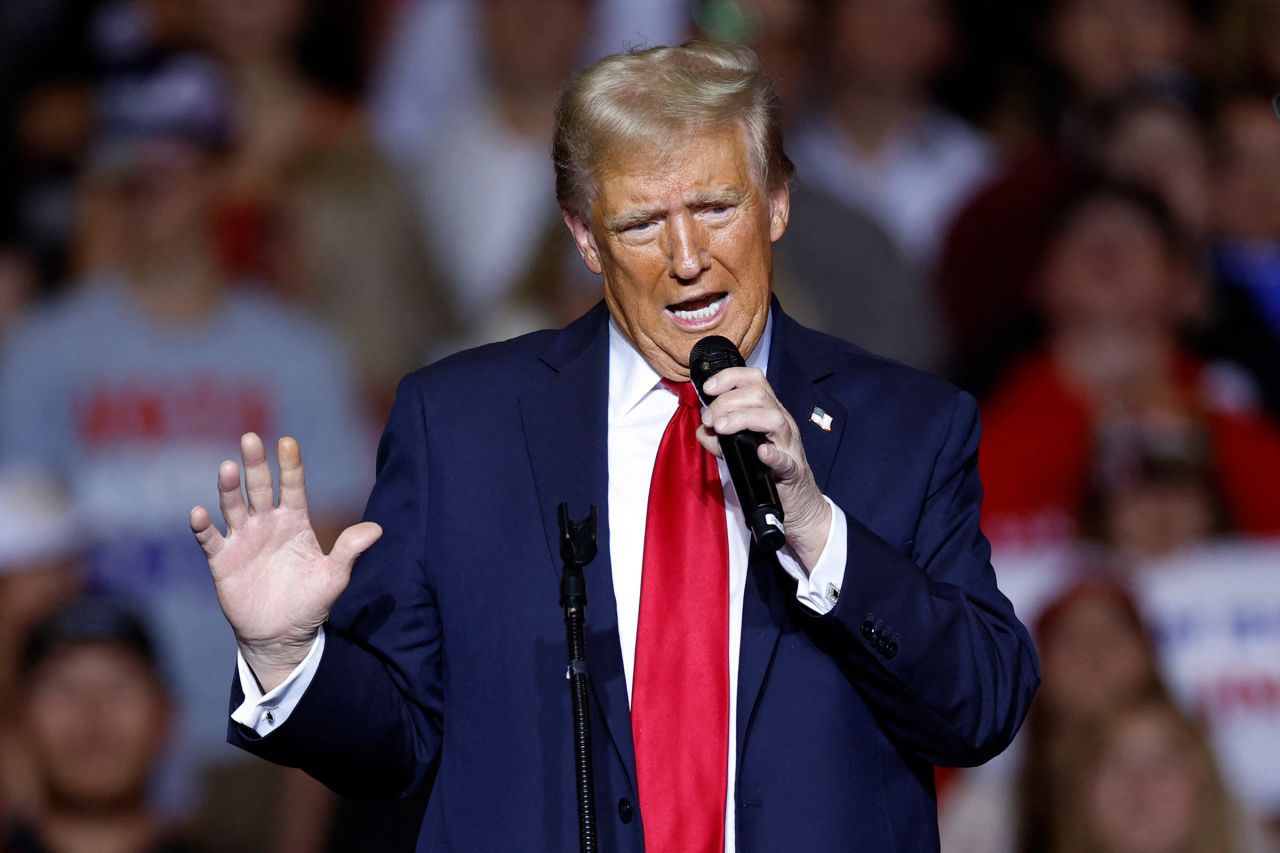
[191,433,381,671]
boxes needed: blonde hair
[1052,692,1241,853]
[552,40,793,218]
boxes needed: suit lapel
[519,302,850,786]
[519,304,638,787]
[736,306,849,757]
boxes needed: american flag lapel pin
[810,406,833,432]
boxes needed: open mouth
[666,292,728,328]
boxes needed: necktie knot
[663,379,703,409]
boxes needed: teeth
[672,296,724,322]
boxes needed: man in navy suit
[191,42,1038,851]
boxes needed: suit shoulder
[397,327,561,398]
[791,322,969,414]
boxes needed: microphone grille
[690,335,745,390]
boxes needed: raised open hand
[190,433,381,691]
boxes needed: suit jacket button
[884,641,898,659]
[618,798,633,824]
[860,620,876,640]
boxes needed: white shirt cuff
[776,496,847,615]
[230,628,325,736]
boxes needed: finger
[758,442,802,482]
[708,405,791,441]
[189,505,226,558]
[241,432,275,514]
[217,459,248,529]
[277,436,309,512]
[328,522,384,573]
[701,366,768,397]
[696,425,723,458]
[700,388,772,427]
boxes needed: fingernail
[715,419,728,432]
[703,377,718,393]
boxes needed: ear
[767,183,791,243]
[562,208,604,276]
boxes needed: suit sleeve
[809,389,1039,767]
[227,376,443,799]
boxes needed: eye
[702,203,734,219]
[623,220,657,235]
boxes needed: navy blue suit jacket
[229,302,1039,851]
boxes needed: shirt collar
[607,309,772,421]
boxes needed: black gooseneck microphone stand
[558,502,598,853]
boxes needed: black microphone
[689,335,786,552]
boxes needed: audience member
[405,0,600,350]
[790,0,996,271]
[978,181,1280,547]
[1054,691,1268,853]
[938,0,1201,393]
[0,470,81,708]
[266,143,455,421]
[941,580,1166,853]
[1199,91,1280,417]
[368,0,690,165]
[0,469,83,823]
[1129,542,1280,839]
[1,596,200,853]
[701,0,949,371]
[193,0,375,281]
[0,72,95,287]
[1084,404,1225,558]
[0,53,371,817]
[692,0,829,129]
[773,183,945,371]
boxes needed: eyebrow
[605,206,665,232]
[604,187,750,232]
[690,187,749,208]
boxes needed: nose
[665,212,711,282]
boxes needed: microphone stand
[558,503,598,853]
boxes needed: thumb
[759,442,799,481]
[329,521,384,570]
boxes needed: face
[1106,479,1215,556]
[482,0,591,96]
[1050,0,1194,103]
[565,125,789,380]
[1085,709,1206,853]
[1042,198,1181,333]
[831,0,951,92]
[111,139,218,259]
[24,644,170,811]
[1040,596,1155,721]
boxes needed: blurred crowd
[0,0,1278,851]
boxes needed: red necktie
[631,380,730,853]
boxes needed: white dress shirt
[233,311,850,850]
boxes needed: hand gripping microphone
[689,335,787,552]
